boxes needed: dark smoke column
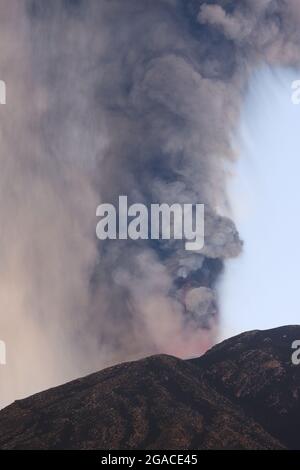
[28,0,300,362]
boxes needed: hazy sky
[220,66,300,340]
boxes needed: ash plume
[0,0,300,407]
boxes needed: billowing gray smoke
[0,0,300,407]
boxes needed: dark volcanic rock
[192,325,300,450]
[0,325,299,450]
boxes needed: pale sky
[219,66,300,340]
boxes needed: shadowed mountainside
[0,325,299,450]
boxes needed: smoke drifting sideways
[0,0,300,407]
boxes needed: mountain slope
[0,325,299,450]
[192,325,300,449]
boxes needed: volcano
[0,325,300,450]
